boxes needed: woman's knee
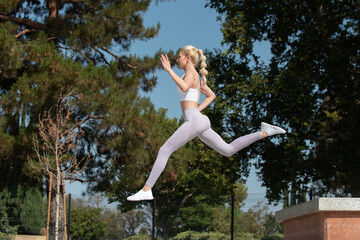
[158,145,172,158]
[221,149,234,157]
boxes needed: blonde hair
[180,45,208,86]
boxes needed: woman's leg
[127,109,210,201]
[145,119,198,187]
[128,121,198,201]
[198,128,262,157]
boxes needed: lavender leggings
[146,108,262,187]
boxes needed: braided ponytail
[180,45,209,86]
[197,49,208,86]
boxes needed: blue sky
[131,0,226,118]
[67,0,281,212]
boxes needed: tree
[239,202,278,236]
[102,106,243,239]
[0,0,171,239]
[212,182,248,235]
[69,195,151,239]
[0,131,15,191]
[70,207,107,240]
[0,189,17,238]
[0,0,167,190]
[30,92,92,240]
[20,188,45,234]
[205,0,360,202]
[177,195,215,232]
[146,130,246,239]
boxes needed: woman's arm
[198,82,216,112]
[160,54,193,91]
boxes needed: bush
[0,232,14,240]
[70,207,107,240]
[172,231,264,240]
[20,188,45,234]
[261,234,283,240]
[173,231,230,240]
[0,188,18,236]
[124,235,152,240]
[235,232,260,240]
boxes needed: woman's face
[176,51,188,69]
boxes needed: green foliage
[206,0,360,202]
[70,195,152,239]
[0,0,169,193]
[0,232,14,240]
[212,199,279,237]
[101,208,151,239]
[70,207,107,240]
[0,1,199,240]
[235,232,260,240]
[172,231,265,240]
[0,131,15,190]
[124,234,152,240]
[148,135,250,238]
[211,183,248,234]
[178,196,215,232]
[173,231,230,240]
[0,189,17,236]
[19,188,45,234]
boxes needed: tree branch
[58,46,91,62]
[91,46,110,65]
[66,177,96,183]
[14,28,37,38]
[167,193,194,231]
[66,114,104,135]
[100,47,139,69]
[0,14,46,30]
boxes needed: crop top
[177,75,200,103]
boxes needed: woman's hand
[160,54,172,72]
[198,84,216,111]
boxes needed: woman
[127,45,286,201]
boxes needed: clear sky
[131,0,226,118]
[67,0,282,212]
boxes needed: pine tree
[0,0,172,239]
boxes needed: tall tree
[0,1,239,238]
[0,0,166,186]
[205,0,360,203]
[0,0,173,238]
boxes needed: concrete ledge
[13,236,46,240]
[276,197,360,222]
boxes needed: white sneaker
[261,122,286,137]
[127,189,154,201]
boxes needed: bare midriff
[180,100,198,112]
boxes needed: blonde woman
[127,45,286,201]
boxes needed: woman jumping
[127,45,286,201]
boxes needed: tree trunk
[49,177,65,240]
[55,169,60,240]
[231,191,234,240]
[48,0,59,20]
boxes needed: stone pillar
[275,198,360,240]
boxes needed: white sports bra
[177,75,200,103]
